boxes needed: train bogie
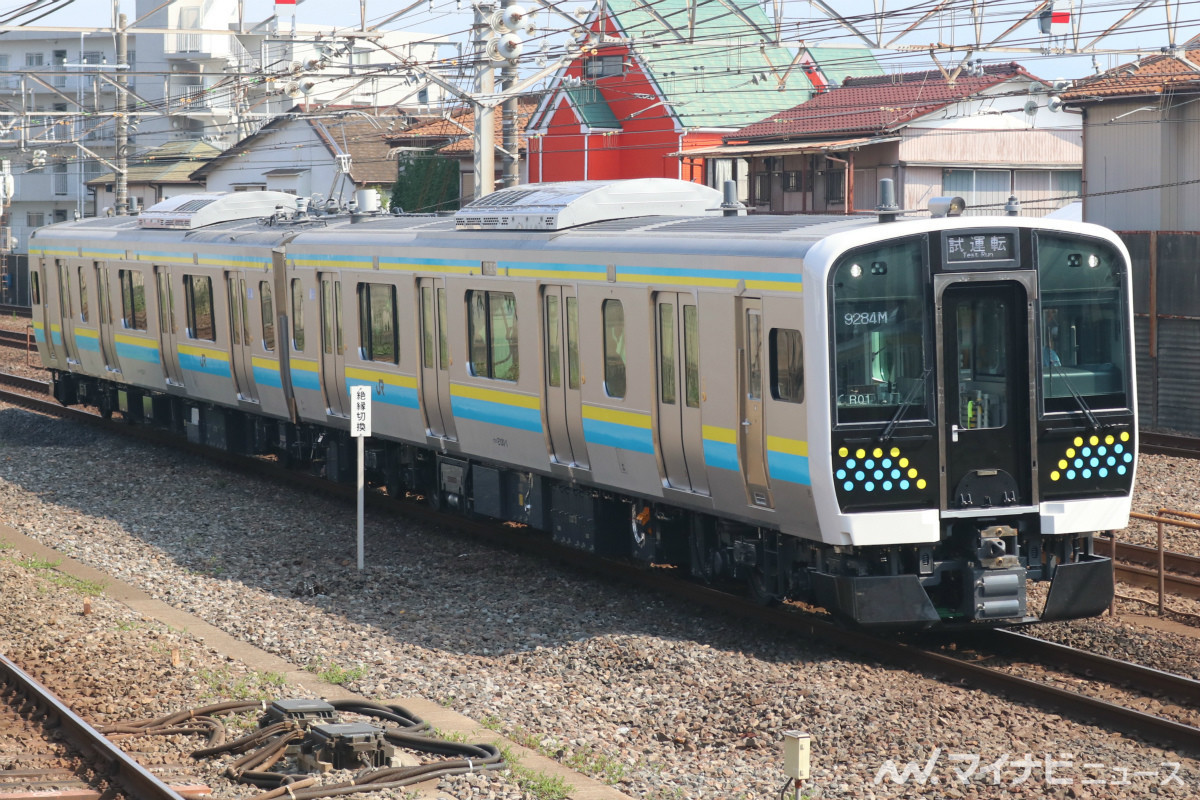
[29,180,1137,629]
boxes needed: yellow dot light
[1050,471,1060,481]
[1120,431,1130,442]
[908,468,918,479]
[1066,448,1075,458]
[890,447,900,457]
[838,447,848,457]
[1104,435,1114,445]
[1058,460,1067,470]
[873,448,883,458]
[856,448,866,459]
[1074,436,1083,447]
[1089,435,1099,446]
[899,457,909,468]
[916,478,927,490]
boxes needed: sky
[5,0,1199,83]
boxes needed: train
[27,178,1137,628]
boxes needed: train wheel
[747,568,780,607]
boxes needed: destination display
[944,231,1016,264]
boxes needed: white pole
[357,434,365,571]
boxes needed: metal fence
[1123,231,1200,435]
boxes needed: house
[188,109,398,208]
[525,0,815,186]
[1060,43,1200,434]
[86,139,220,217]
[385,101,537,206]
[690,62,1081,215]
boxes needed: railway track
[0,651,195,800]
[0,326,35,350]
[1141,431,1200,459]
[0,303,31,318]
[3,372,1200,755]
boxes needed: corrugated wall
[1121,231,1200,434]
[900,128,1081,166]
[1084,100,1167,231]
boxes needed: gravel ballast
[1,403,1199,799]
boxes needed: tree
[390,152,461,213]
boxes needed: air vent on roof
[139,191,299,230]
[454,179,723,231]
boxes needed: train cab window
[1036,233,1129,412]
[357,282,397,364]
[683,305,699,408]
[291,278,305,352]
[260,282,275,352]
[603,299,625,398]
[183,274,215,341]
[77,266,88,323]
[118,269,147,331]
[770,328,803,403]
[467,290,518,381]
[831,237,929,424]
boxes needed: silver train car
[28,179,1137,628]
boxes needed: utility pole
[501,61,519,189]
[114,12,129,216]
[472,3,495,199]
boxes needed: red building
[526,0,817,184]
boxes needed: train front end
[808,213,1135,627]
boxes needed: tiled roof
[602,0,813,128]
[804,46,883,88]
[731,62,1037,141]
[1060,49,1200,102]
[88,139,221,185]
[388,102,537,155]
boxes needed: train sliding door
[655,292,706,494]
[937,278,1033,509]
[739,298,772,507]
[543,286,587,468]
[320,273,348,415]
[94,264,119,371]
[418,277,456,440]
[156,267,184,387]
[54,260,80,365]
[226,273,259,403]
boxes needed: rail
[0,652,187,800]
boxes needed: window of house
[358,282,397,363]
[260,282,275,351]
[825,169,845,204]
[118,269,147,330]
[183,274,214,340]
[754,173,770,203]
[770,328,804,403]
[467,290,518,381]
[291,278,305,351]
[584,55,624,80]
[603,299,625,398]
[25,52,44,67]
[26,212,45,228]
[783,171,802,192]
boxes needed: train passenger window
[546,295,561,387]
[683,305,699,408]
[566,298,580,389]
[56,261,71,318]
[119,269,147,331]
[1036,233,1129,412]
[658,302,676,404]
[747,311,763,400]
[183,274,215,341]
[421,286,435,368]
[357,282,396,364]
[260,282,275,352]
[291,279,305,352]
[603,299,625,398]
[437,288,448,370]
[770,328,803,403]
[467,290,518,381]
[156,270,173,334]
[831,237,929,425]
[78,266,89,323]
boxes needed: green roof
[566,85,620,129]
[606,0,813,128]
[87,139,221,186]
[804,46,883,88]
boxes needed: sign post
[351,385,372,571]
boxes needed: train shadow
[0,406,846,673]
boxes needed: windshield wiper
[1049,362,1101,431]
[880,366,932,444]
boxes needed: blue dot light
[844,481,854,491]
[836,469,847,480]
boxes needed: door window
[184,275,214,340]
[260,282,275,352]
[603,299,625,398]
[954,296,1009,429]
